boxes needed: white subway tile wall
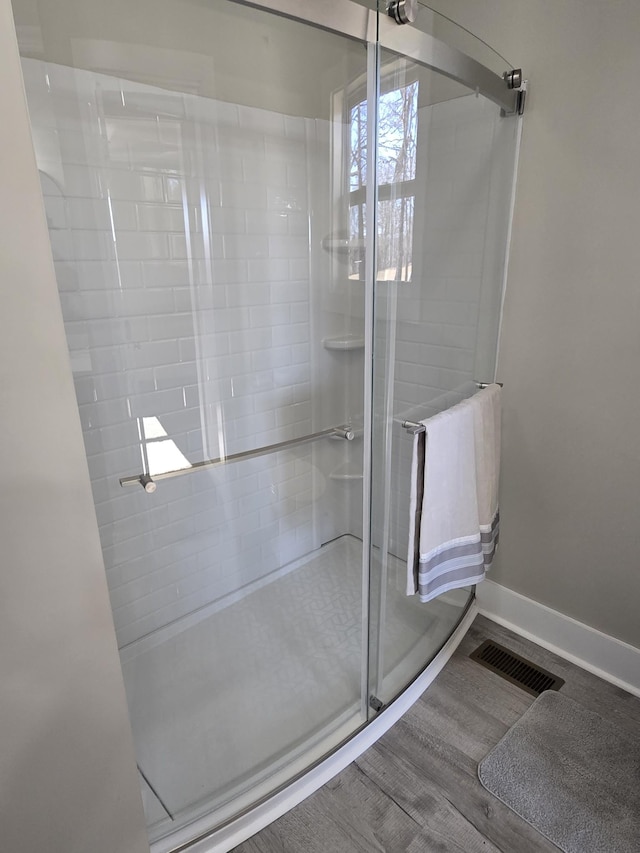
[24,58,347,648]
[24,53,503,643]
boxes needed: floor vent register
[470,640,565,696]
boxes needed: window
[348,76,419,282]
[138,416,192,476]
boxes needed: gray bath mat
[478,691,640,853]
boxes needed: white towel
[406,401,485,602]
[467,384,501,568]
[405,384,502,601]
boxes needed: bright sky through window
[349,80,418,281]
[138,416,192,476]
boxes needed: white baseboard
[476,580,640,698]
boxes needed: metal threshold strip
[120,425,355,492]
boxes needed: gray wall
[11,0,365,119]
[0,0,149,850]
[428,0,640,649]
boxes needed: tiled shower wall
[23,58,350,648]
[24,54,508,642]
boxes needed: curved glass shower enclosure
[11,0,522,847]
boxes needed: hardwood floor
[233,614,640,852]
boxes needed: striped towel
[469,384,501,568]
[406,402,484,602]
[406,384,501,602]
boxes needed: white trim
[476,579,640,698]
[152,602,478,853]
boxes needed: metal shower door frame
[153,2,523,849]
[226,0,524,729]
[230,0,521,115]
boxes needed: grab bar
[120,424,355,492]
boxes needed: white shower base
[121,535,471,847]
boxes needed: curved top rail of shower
[230,0,524,114]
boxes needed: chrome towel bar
[120,425,355,492]
[401,381,503,435]
[402,420,427,435]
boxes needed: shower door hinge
[501,76,527,117]
[504,68,522,90]
[369,695,385,713]
[387,0,418,25]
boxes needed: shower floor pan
[120,535,469,842]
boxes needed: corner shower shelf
[322,335,365,351]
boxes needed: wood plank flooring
[233,614,640,852]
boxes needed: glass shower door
[13,0,523,844]
[11,0,379,842]
[367,14,521,705]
